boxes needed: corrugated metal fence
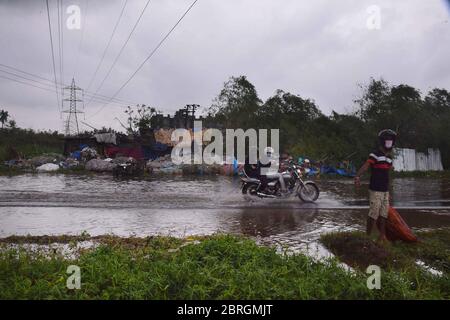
[393,148,444,171]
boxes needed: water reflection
[0,174,449,247]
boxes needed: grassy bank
[0,128,63,162]
[0,233,449,299]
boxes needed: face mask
[384,140,393,149]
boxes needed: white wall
[393,148,443,172]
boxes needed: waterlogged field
[0,174,449,243]
[0,174,449,299]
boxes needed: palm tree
[0,109,9,129]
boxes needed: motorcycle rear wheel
[242,184,259,196]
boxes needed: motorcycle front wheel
[298,182,319,202]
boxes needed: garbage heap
[3,150,239,176]
[145,154,227,175]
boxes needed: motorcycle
[240,162,320,202]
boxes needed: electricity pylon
[62,78,84,136]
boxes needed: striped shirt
[367,150,393,192]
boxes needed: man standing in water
[354,129,397,242]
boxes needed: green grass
[0,127,63,162]
[0,234,449,299]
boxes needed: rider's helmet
[303,159,311,168]
[264,146,274,158]
[378,129,397,151]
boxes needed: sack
[377,206,418,242]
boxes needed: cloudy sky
[0,0,449,132]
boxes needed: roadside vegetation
[0,232,448,299]
[0,126,63,162]
[205,76,450,169]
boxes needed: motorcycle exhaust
[256,192,276,198]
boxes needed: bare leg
[366,217,376,235]
[278,173,286,192]
[377,217,388,242]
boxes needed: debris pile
[146,154,182,175]
[85,159,116,172]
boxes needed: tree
[355,78,392,122]
[0,109,9,129]
[354,79,427,149]
[424,88,450,168]
[258,90,322,149]
[259,90,321,126]
[208,76,262,129]
[205,75,450,168]
[124,104,158,134]
[424,88,450,116]
[8,120,16,129]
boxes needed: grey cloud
[0,0,449,131]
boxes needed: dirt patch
[321,232,396,269]
[321,229,450,274]
[0,234,193,250]
[0,234,91,244]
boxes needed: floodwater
[1,174,450,253]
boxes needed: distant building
[151,106,219,129]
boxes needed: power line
[45,0,61,113]
[85,0,128,92]
[60,0,65,98]
[0,74,58,93]
[57,0,64,112]
[0,72,125,107]
[85,0,152,107]
[73,0,89,79]
[88,0,199,119]
[0,67,107,105]
[0,63,137,105]
[0,63,57,84]
[0,68,130,106]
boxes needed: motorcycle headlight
[297,169,301,174]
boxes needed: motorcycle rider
[243,146,268,191]
[263,147,288,194]
[244,147,286,194]
[301,158,311,174]
[355,129,397,242]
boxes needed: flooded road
[1,174,450,250]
